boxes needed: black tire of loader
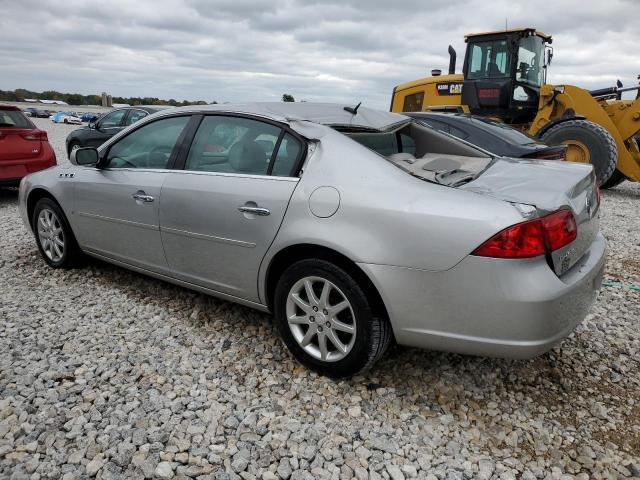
[541,119,617,186]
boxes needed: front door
[160,114,304,302]
[73,115,191,272]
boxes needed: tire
[63,119,68,124]
[540,119,617,186]
[68,141,81,159]
[600,169,627,189]
[32,197,84,268]
[273,259,391,378]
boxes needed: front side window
[467,40,509,79]
[125,110,148,126]
[105,116,190,169]
[515,35,544,87]
[99,110,126,128]
[185,116,284,175]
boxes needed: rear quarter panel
[259,128,525,299]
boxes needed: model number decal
[436,83,463,95]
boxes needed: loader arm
[529,84,640,181]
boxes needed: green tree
[282,94,295,102]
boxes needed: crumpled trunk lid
[461,158,600,276]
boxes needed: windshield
[516,36,544,86]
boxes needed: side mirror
[88,122,96,129]
[71,147,99,166]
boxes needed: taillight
[20,130,47,141]
[472,209,577,259]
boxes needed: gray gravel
[1,118,639,479]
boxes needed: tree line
[0,88,211,107]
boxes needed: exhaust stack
[448,45,456,74]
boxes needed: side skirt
[83,249,271,313]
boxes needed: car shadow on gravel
[79,254,571,393]
[0,187,19,206]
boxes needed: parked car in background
[62,115,82,125]
[65,106,167,157]
[81,112,100,123]
[406,112,567,160]
[50,111,76,123]
[0,105,56,186]
[20,103,604,377]
[24,108,50,118]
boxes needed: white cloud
[1,0,639,107]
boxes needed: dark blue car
[81,112,99,122]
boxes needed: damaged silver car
[18,103,605,377]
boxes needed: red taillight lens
[472,218,546,258]
[594,177,601,205]
[540,209,577,251]
[472,209,577,259]
[20,130,47,141]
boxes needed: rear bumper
[359,232,606,358]
[0,144,56,183]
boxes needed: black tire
[541,119,617,186]
[600,169,627,189]
[67,141,81,159]
[273,259,391,378]
[32,197,84,268]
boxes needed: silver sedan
[18,103,606,378]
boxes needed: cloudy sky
[1,0,639,108]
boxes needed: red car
[0,105,56,186]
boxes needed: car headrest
[228,140,267,173]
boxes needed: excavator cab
[460,28,552,123]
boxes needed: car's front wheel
[274,259,391,378]
[32,198,83,268]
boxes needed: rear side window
[0,110,32,128]
[185,116,302,177]
[271,133,302,177]
[402,92,424,112]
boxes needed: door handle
[132,191,154,202]
[238,205,270,216]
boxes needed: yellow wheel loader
[390,28,640,188]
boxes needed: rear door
[73,115,191,272]
[160,114,304,302]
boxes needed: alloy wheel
[286,276,356,362]
[37,209,65,262]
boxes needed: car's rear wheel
[32,198,83,268]
[274,259,391,378]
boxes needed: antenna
[344,102,362,115]
[505,18,508,31]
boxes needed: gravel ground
[1,118,639,480]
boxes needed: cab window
[105,116,190,169]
